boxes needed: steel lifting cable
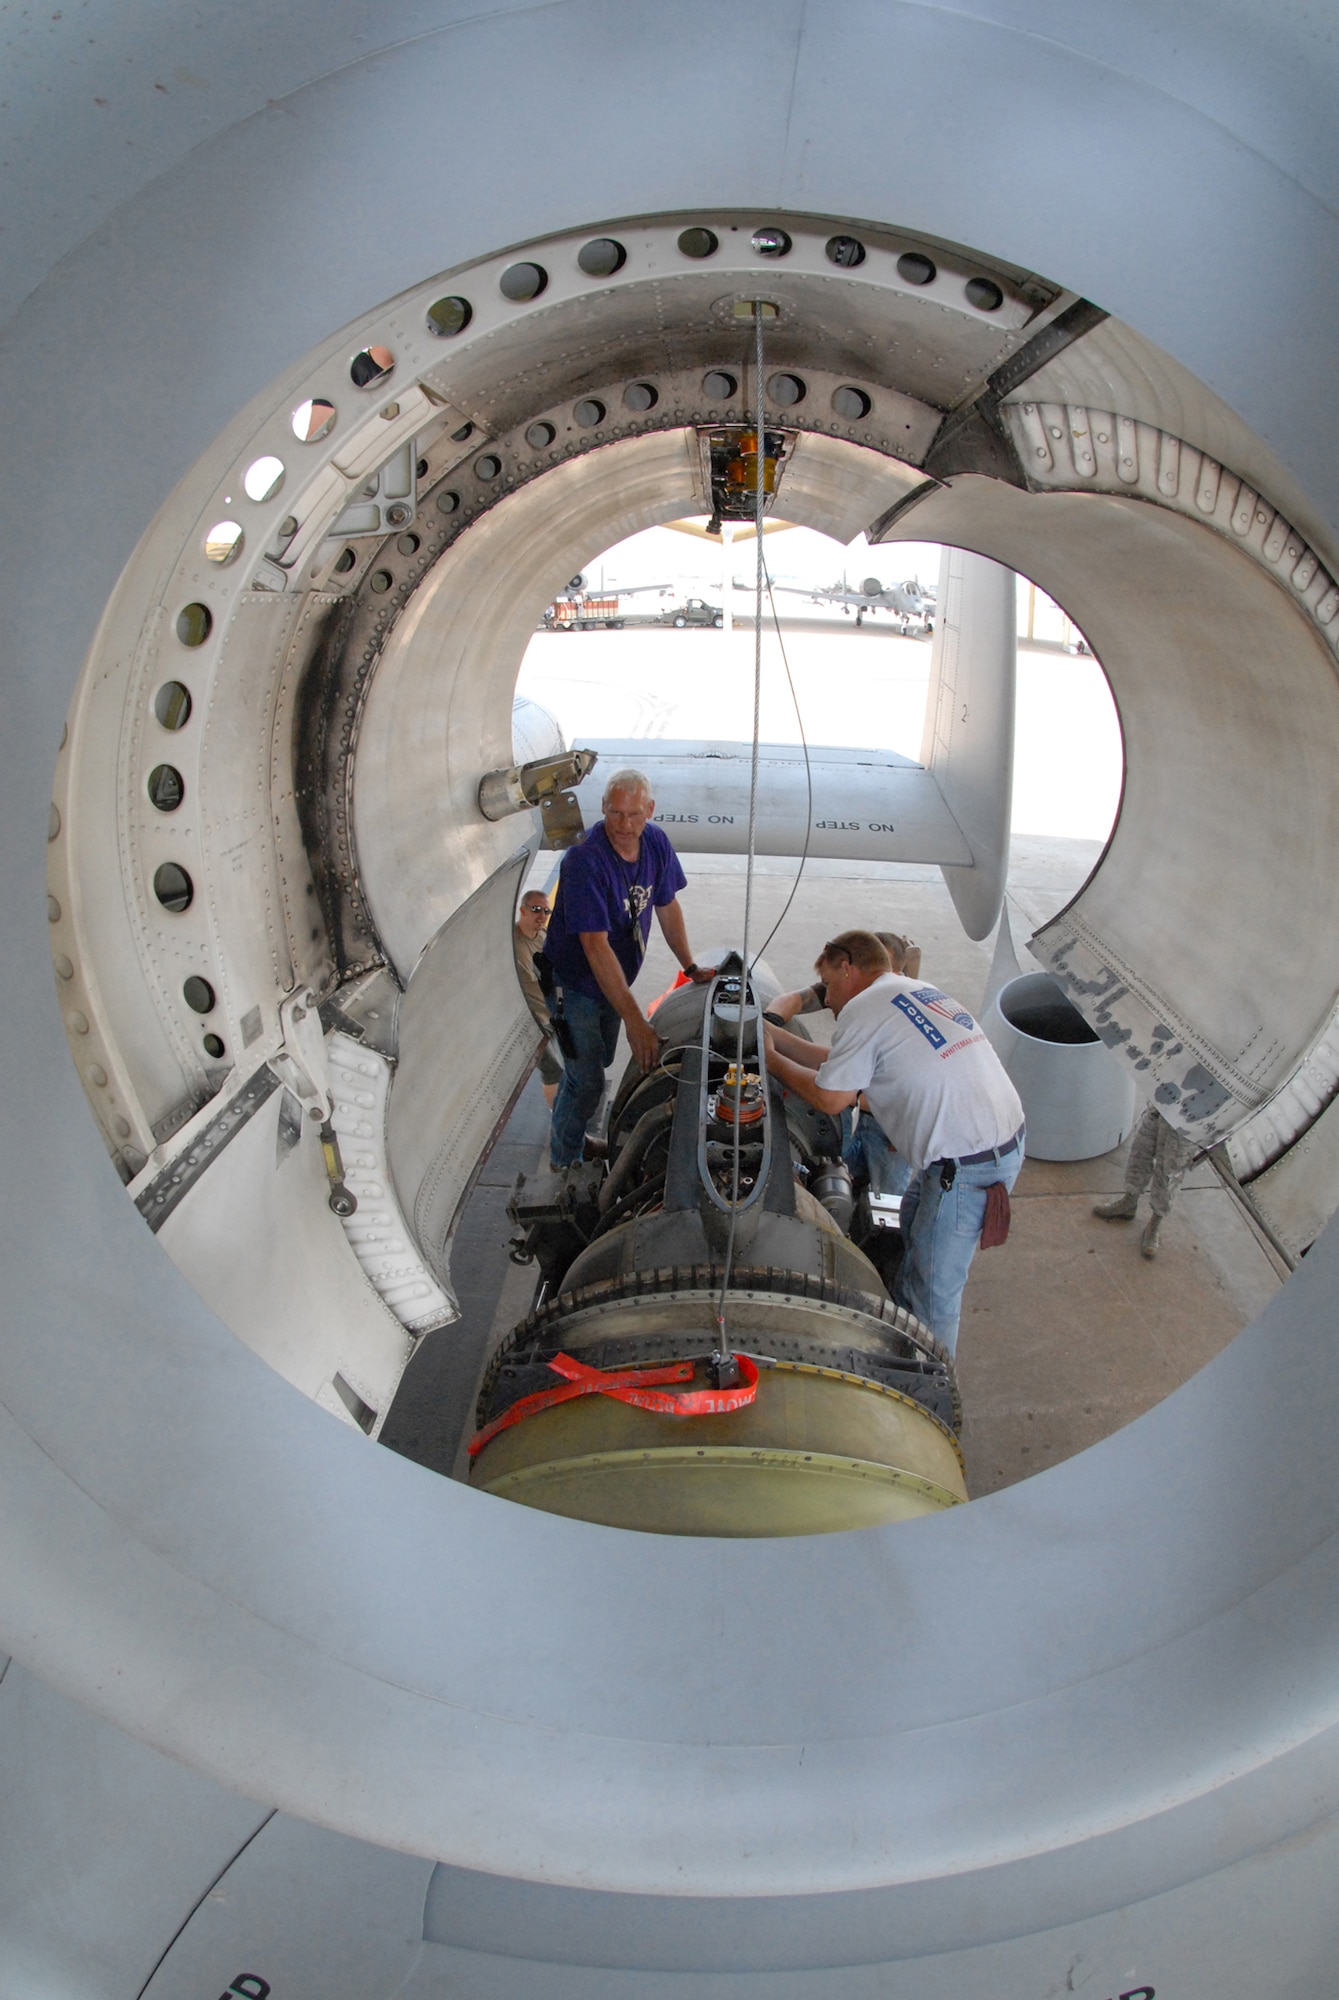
[748,569,814,970]
[714,301,768,1349]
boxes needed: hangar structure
[5,2,1339,1993]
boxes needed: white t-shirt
[817,973,1023,1173]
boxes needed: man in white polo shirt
[765,929,1024,1353]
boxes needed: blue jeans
[549,989,621,1167]
[893,1141,1024,1355]
[843,1110,914,1197]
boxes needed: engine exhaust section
[472,960,966,1535]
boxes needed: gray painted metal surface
[5,2,1339,1992]
[568,740,974,865]
[921,547,1017,939]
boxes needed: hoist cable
[748,567,813,971]
[714,302,768,1345]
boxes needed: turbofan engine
[473,960,966,1535]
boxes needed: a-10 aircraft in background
[768,571,937,631]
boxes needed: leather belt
[956,1126,1025,1168]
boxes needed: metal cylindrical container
[984,971,1137,1161]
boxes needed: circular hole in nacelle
[243,455,285,503]
[183,976,215,1014]
[831,385,871,421]
[426,295,472,337]
[202,1032,226,1060]
[203,520,243,566]
[897,251,937,286]
[350,345,394,389]
[153,681,192,730]
[291,397,336,443]
[500,262,547,302]
[152,862,193,914]
[146,764,184,812]
[826,234,865,267]
[176,603,212,648]
[677,226,717,258]
[578,238,626,278]
[58,218,1289,1557]
[965,276,1004,312]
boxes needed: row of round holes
[143,227,1004,1095]
[146,676,223,1056]
[201,233,1004,565]
[404,370,881,533]
[182,295,890,901]
[171,362,408,1014]
[204,349,395,564]
[421,229,1005,344]
[178,236,938,963]
[146,863,225,1057]
[153,651,208,1055]
[268,360,882,584]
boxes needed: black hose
[598,1101,676,1214]
[589,1172,667,1240]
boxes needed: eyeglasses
[521,903,548,915]
[819,942,851,966]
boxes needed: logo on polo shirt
[893,985,980,1051]
[911,985,976,1031]
[893,992,947,1049]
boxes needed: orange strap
[469,1350,759,1457]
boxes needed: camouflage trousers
[1123,1105,1197,1216]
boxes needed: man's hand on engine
[628,1013,661,1073]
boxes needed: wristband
[685,962,699,977]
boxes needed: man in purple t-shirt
[544,769,714,1169]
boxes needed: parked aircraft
[767,572,937,629]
